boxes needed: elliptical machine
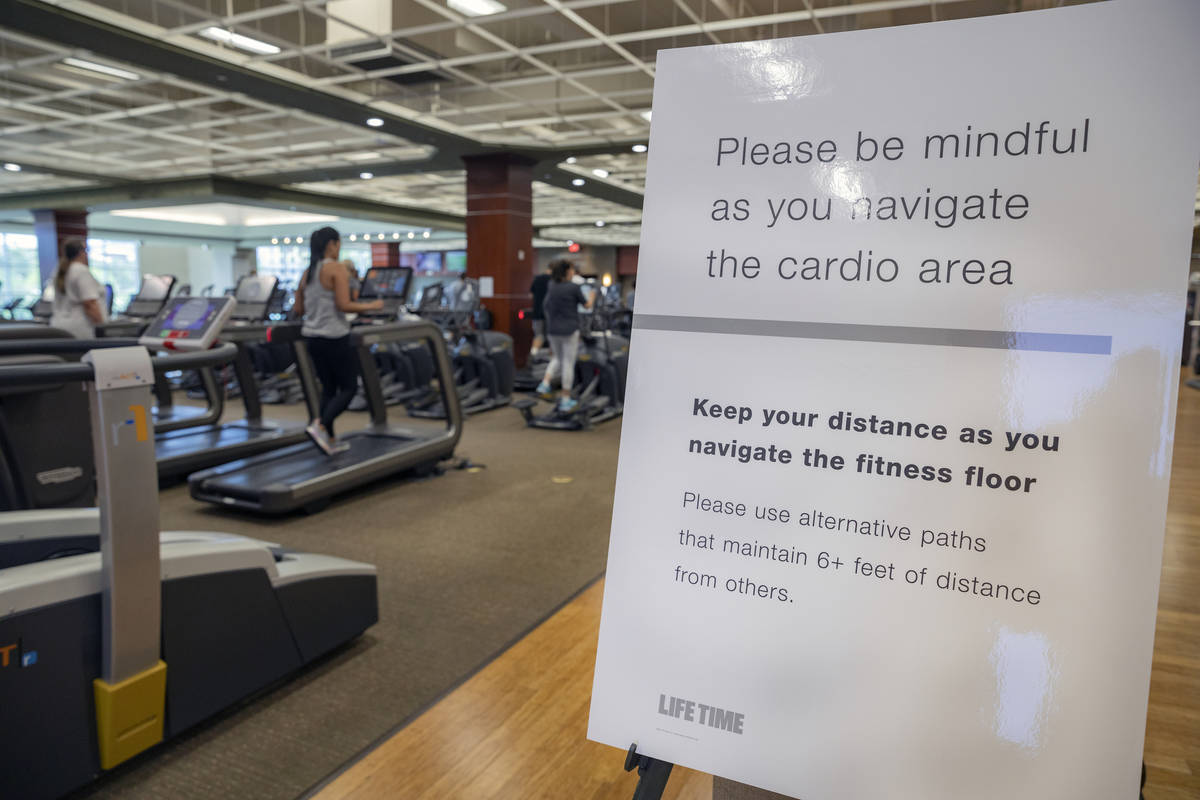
[513,300,629,431]
[407,278,514,419]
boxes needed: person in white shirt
[48,238,106,339]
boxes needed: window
[87,238,140,312]
[255,245,308,287]
[0,233,40,308]
[256,243,374,287]
[0,235,139,313]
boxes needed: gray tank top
[301,260,350,338]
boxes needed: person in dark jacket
[529,264,552,355]
[536,259,594,412]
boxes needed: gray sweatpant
[543,331,581,392]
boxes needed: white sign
[588,3,1200,799]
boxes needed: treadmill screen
[236,275,276,304]
[232,274,278,321]
[125,274,175,318]
[139,296,235,350]
[138,274,173,301]
[360,267,413,300]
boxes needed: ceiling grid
[0,0,1139,245]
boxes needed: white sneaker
[306,422,333,455]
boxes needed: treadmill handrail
[349,319,463,447]
[0,342,238,387]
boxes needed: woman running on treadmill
[292,226,383,454]
[536,258,594,412]
[49,238,107,338]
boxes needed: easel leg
[626,743,674,800]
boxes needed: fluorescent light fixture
[345,151,382,161]
[407,232,415,239]
[595,220,606,227]
[448,0,506,17]
[422,231,430,238]
[592,168,609,178]
[110,204,334,227]
[271,237,279,244]
[565,156,577,164]
[572,178,585,187]
[62,57,140,81]
[366,117,384,127]
[3,163,20,172]
[359,172,374,180]
[632,144,647,153]
[198,27,282,55]
[392,232,401,239]
[640,110,652,122]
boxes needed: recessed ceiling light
[632,144,647,153]
[198,27,281,55]
[270,237,279,244]
[571,178,585,187]
[592,168,609,178]
[349,234,357,241]
[595,220,606,227]
[359,172,374,180]
[296,236,304,243]
[3,163,20,172]
[407,232,415,239]
[61,57,140,81]
[448,0,506,17]
[283,236,292,244]
[392,232,400,239]
[378,233,386,240]
[422,231,430,238]
[565,156,577,164]
[640,110,652,122]
[366,117,384,128]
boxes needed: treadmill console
[359,267,413,317]
[30,282,54,320]
[138,296,236,351]
[124,274,177,318]
[230,274,278,322]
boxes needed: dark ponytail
[550,258,574,282]
[55,238,86,294]
[304,226,340,286]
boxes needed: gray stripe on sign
[632,315,1111,355]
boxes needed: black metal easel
[625,744,674,800]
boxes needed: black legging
[306,334,357,436]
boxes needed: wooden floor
[315,378,1200,800]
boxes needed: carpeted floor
[70,397,620,800]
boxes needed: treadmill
[189,317,462,514]
[0,300,378,799]
[155,275,314,482]
[95,273,176,337]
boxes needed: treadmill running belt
[156,424,295,458]
[197,432,432,490]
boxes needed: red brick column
[463,153,535,364]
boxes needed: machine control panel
[138,296,235,351]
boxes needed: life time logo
[0,642,38,670]
[110,404,149,446]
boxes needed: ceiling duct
[325,0,449,87]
